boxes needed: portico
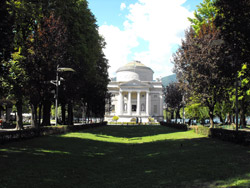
[104,61,164,123]
[118,90,150,117]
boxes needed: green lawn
[1,126,250,187]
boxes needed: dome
[116,61,154,82]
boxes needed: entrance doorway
[132,105,137,112]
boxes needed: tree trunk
[67,101,73,125]
[30,103,38,128]
[16,100,23,130]
[209,108,214,128]
[42,100,51,126]
[171,111,174,120]
[61,102,66,125]
[38,103,42,126]
[175,108,180,123]
[226,113,232,124]
[232,113,235,124]
[240,99,246,128]
[218,115,224,124]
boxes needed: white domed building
[105,61,163,123]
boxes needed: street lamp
[182,94,185,124]
[51,66,75,126]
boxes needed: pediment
[120,79,149,87]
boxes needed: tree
[23,12,68,127]
[0,0,14,63]
[57,0,109,124]
[3,49,28,129]
[2,0,109,128]
[0,0,14,99]
[184,101,209,125]
[188,0,217,34]
[173,23,233,128]
[163,82,183,123]
[215,0,250,128]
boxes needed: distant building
[105,61,163,122]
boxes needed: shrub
[112,116,119,122]
[192,125,210,136]
[0,122,107,144]
[130,118,136,122]
[148,117,155,122]
[210,128,250,145]
[160,122,188,131]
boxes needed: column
[148,93,151,116]
[128,91,132,115]
[118,91,123,115]
[159,92,163,116]
[146,91,149,116]
[137,91,141,115]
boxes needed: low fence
[0,122,107,144]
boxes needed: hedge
[192,126,211,136]
[160,122,188,131]
[191,126,250,146]
[0,122,107,144]
[210,128,250,146]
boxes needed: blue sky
[88,0,203,79]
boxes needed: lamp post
[51,66,75,126]
[182,94,185,124]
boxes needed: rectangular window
[154,105,157,113]
[132,105,137,112]
[112,105,115,112]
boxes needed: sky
[87,0,203,79]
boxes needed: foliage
[0,123,107,144]
[214,100,232,124]
[0,0,109,127]
[163,82,183,122]
[188,0,217,34]
[214,0,250,127]
[173,22,234,128]
[0,0,14,63]
[112,116,119,122]
[130,117,136,122]
[148,117,155,123]
[0,0,14,98]
[192,125,210,136]
[25,12,68,127]
[184,102,209,124]
[160,122,188,131]
[210,128,250,146]
[215,0,250,72]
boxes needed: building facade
[105,61,163,122]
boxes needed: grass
[1,126,250,187]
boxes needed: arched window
[141,104,145,111]
[124,103,127,112]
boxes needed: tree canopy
[0,0,109,128]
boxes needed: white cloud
[120,3,126,11]
[99,0,194,79]
[99,25,138,78]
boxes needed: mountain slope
[161,74,177,87]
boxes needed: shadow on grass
[0,128,250,187]
[84,125,180,138]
